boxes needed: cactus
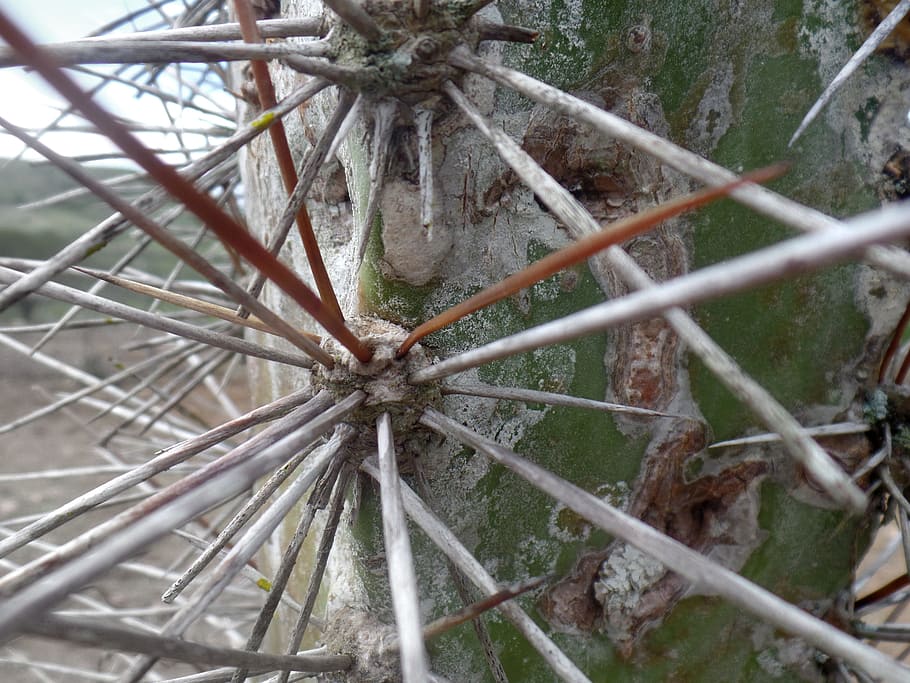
[1,1,910,681]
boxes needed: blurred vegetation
[0,159,204,323]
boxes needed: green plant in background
[0,1,909,682]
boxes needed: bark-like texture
[243,1,910,679]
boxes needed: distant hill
[0,159,194,322]
[0,160,133,258]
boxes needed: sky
[0,0,129,42]
[0,0,234,162]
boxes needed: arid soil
[0,325,254,681]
